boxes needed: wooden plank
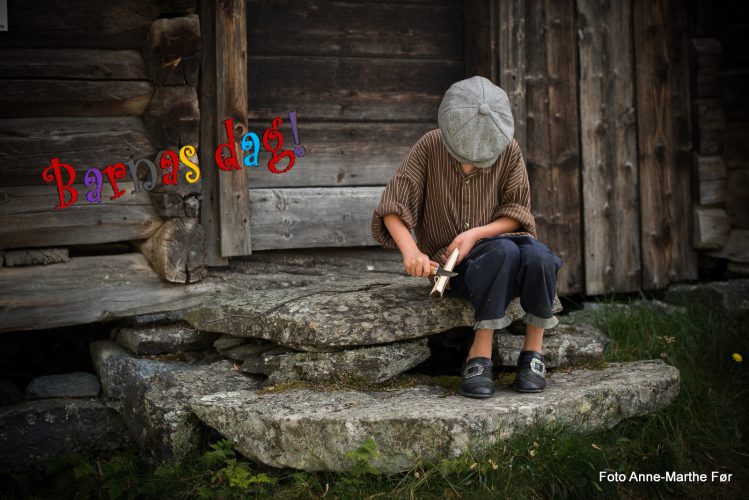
[688,38,722,98]
[520,0,583,295]
[134,218,206,283]
[249,187,383,251]
[634,0,697,288]
[464,0,497,80]
[198,0,227,266]
[216,0,252,256]
[726,169,749,229]
[0,49,148,80]
[143,86,200,147]
[498,0,526,150]
[247,0,463,59]
[0,185,163,250]
[0,253,217,333]
[3,248,69,267]
[691,98,725,155]
[692,206,729,249]
[691,153,727,205]
[708,229,749,264]
[0,117,157,186]
[0,80,153,118]
[577,0,641,294]
[245,122,435,188]
[143,15,201,86]
[247,56,463,122]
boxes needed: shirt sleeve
[371,137,428,249]
[491,140,537,238]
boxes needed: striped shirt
[371,129,536,264]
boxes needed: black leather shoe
[460,357,494,399]
[512,351,547,393]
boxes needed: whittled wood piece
[430,248,460,298]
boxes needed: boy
[371,76,563,398]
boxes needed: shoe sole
[459,389,493,399]
[511,386,545,393]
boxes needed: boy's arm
[383,214,439,278]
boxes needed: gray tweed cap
[437,76,514,168]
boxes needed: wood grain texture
[692,206,730,249]
[464,0,497,81]
[577,0,641,294]
[135,218,206,283]
[692,154,727,205]
[708,229,749,263]
[143,86,200,147]
[688,38,722,98]
[3,248,70,267]
[143,14,201,86]
[0,48,149,80]
[726,169,749,229]
[499,0,526,150]
[0,185,163,250]
[691,98,726,155]
[724,123,749,170]
[0,253,216,333]
[249,187,384,251]
[634,0,697,288]
[216,0,252,257]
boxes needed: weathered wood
[0,80,153,118]
[198,0,227,266]
[721,69,749,121]
[245,122,435,188]
[692,206,730,249]
[3,248,70,267]
[0,185,163,250]
[134,218,206,283]
[727,262,749,275]
[249,187,384,251]
[216,0,252,257]
[0,117,157,186]
[498,0,526,150]
[247,57,463,122]
[148,192,185,218]
[519,0,583,295]
[688,38,722,98]
[691,98,726,155]
[577,0,641,294]
[692,154,727,205]
[0,253,217,333]
[464,0,497,81]
[708,229,749,263]
[0,49,148,80]
[143,14,201,86]
[726,169,749,229]
[143,86,199,146]
[723,122,749,170]
[247,0,463,60]
[634,0,698,288]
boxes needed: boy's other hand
[445,229,480,265]
[403,249,440,278]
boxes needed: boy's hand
[402,248,440,278]
[443,229,480,265]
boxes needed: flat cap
[437,76,514,168]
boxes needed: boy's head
[438,76,514,168]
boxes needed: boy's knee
[521,247,560,273]
[485,239,520,262]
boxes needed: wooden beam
[688,38,722,98]
[464,0,497,81]
[143,14,201,86]
[134,218,207,283]
[692,206,730,249]
[0,253,217,333]
[0,48,149,80]
[708,229,749,264]
[498,0,526,150]
[577,0,641,294]
[726,169,749,229]
[633,0,697,288]
[3,248,70,267]
[215,0,252,257]
[691,153,727,205]
[691,98,725,155]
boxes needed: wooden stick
[430,247,460,298]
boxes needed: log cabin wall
[0,0,206,283]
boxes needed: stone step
[189,360,679,472]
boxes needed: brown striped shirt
[371,129,536,264]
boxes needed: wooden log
[577,0,641,294]
[692,206,730,249]
[247,0,463,60]
[245,121,435,188]
[708,229,749,263]
[249,187,384,251]
[0,253,217,333]
[216,0,252,257]
[198,0,227,266]
[691,98,726,155]
[3,248,70,267]
[720,69,749,121]
[0,185,163,250]
[688,38,722,98]
[464,0,498,81]
[519,0,583,295]
[0,80,153,118]
[143,14,201,86]
[723,122,749,170]
[0,117,157,186]
[247,56,463,122]
[134,218,206,283]
[634,0,698,288]
[0,49,148,80]
[692,154,727,205]
[726,169,749,229]
[727,262,749,275]
[499,0,526,150]
[143,86,199,146]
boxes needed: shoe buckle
[464,363,484,378]
[530,358,546,377]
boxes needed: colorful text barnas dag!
[41,112,306,210]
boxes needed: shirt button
[464,222,470,228]
[464,180,470,185]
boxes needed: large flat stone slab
[664,279,749,322]
[190,360,679,472]
[114,323,219,355]
[25,372,101,399]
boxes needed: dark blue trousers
[445,235,563,330]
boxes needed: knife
[430,266,458,278]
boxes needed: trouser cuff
[474,313,513,331]
[523,312,559,329]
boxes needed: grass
[2,293,747,499]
